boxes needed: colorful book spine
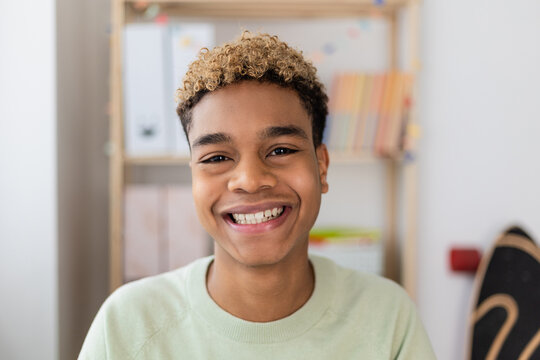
[352,74,373,151]
[309,227,381,243]
[383,72,405,156]
[362,73,385,152]
[336,73,355,151]
[346,73,366,151]
[326,71,412,157]
[374,71,396,156]
[309,227,383,275]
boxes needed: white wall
[0,1,58,360]
[418,1,540,359]
[0,0,110,358]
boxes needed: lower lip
[224,207,291,234]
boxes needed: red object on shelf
[450,248,482,273]
[155,14,169,25]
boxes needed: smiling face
[188,81,329,268]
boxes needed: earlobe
[316,144,329,194]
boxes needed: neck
[206,249,314,322]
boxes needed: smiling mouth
[228,206,285,224]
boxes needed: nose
[227,155,278,193]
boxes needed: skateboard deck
[469,226,540,360]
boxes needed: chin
[230,251,285,268]
[232,243,308,269]
[214,230,310,268]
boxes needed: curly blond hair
[176,31,328,147]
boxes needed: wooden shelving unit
[109,0,421,298]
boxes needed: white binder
[123,23,215,157]
[123,24,173,156]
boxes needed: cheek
[287,163,322,206]
[191,171,217,219]
[191,181,208,226]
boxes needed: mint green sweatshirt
[79,255,436,359]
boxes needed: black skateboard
[469,226,540,359]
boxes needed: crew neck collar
[187,255,336,343]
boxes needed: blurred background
[1,1,540,359]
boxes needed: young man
[80,32,435,359]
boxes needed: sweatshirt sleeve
[78,290,139,360]
[391,293,437,360]
[78,302,110,360]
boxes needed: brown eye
[269,147,297,156]
[201,155,230,163]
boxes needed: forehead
[188,81,312,142]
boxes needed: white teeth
[230,207,284,225]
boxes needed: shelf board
[123,0,409,19]
[330,151,387,164]
[124,155,191,165]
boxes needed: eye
[269,147,298,156]
[201,155,230,163]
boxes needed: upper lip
[221,201,290,215]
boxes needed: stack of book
[308,227,382,275]
[325,72,413,158]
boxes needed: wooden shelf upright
[108,0,421,298]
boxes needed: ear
[315,144,329,194]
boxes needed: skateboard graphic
[469,226,540,360]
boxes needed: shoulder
[107,268,187,314]
[340,265,411,305]
[311,254,411,310]
[102,257,211,323]
[311,256,435,358]
[339,261,413,315]
[79,257,211,359]
[311,255,417,329]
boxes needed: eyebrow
[191,132,232,148]
[259,125,309,141]
[191,125,309,149]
